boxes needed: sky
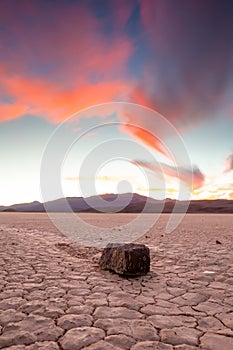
[0,0,233,205]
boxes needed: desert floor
[0,213,233,350]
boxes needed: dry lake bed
[0,213,233,350]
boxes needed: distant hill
[0,193,233,213]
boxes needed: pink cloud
[120,121,170,158]
[132,160,205,190]
[0,1,134,122]
[1,68,131,122]
[0,103,28,122]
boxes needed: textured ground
[0,213,233,350]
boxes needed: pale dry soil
[0,213,233,350]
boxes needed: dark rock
[99,243,150,276]
[216,240,222,244]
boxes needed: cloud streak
[120,121,170,157]
[132,160,205,190]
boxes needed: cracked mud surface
[0,213,233,350]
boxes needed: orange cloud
[2,72,131,122]
[0,54,133,122]
[0,1,134,123]
[0,103,28,122]
[120,122,169,157]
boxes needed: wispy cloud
[120,121,170,157]
[132,160,205,190]
[224,153,233,172]
[136,185,178,195]
[65,175,136,182]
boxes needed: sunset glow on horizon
[0,0,233,205]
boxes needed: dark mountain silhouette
[0,193,233,213]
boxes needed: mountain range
[1,193,233,213]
